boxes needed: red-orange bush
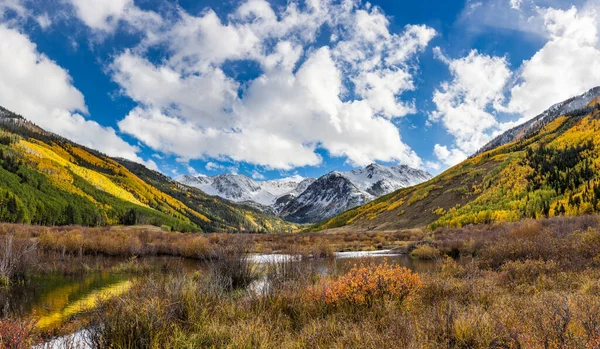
[305,261,422,307]
[590,335,600,349]
[0,318,37,349]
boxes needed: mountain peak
[314,87,600,232]
[178,173,314,207]
[177,163,431,223]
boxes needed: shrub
[500,259,558,285]
[0,234,37,285]
[0,318,37,349]
[410,244,441,260]
[89,277,192,349]
[305,261,422,308]
[590,336,600,349]
[207,237,258,292]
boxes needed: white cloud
[205,162,223,171]
[277,173,305,182]
[0,0,24,19]
[36,13,51,29]
[0,0,27,18]
[251,170,265,180]
[507,5,600,118]
[430,48,511,154]
[433,144,468,167]
[113,1,435,170]
[66,0,162,32]
[510,0,524,10]
[425,160,441,172]
[0,0,51,29]
[0,24,155,169]
[111,51,239,127]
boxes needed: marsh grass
[5,216,600,348]
[81,215,600,349]
[207,236,258,292]
[0,234,37,285]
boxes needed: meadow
[1,216,600,348]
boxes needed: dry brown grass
[80,215,600,348]
[4,215,600,348]
[0,223,425,260]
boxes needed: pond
[0,251,434,337]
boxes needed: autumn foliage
[305,261,422,307]
[0,318,37,349]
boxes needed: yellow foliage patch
[19,140,148,208]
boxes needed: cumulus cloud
[433,1,600,167]
[507,5,600,118]
[429,48,511,164]
[251,170,265,180]
[112,0,435,170]
[66,0,162,32]
[205,162,223,171]
[433,145,468,167]
[0,24,155,169]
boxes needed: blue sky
[0,0,599,180]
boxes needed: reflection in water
[1,272,128,320]
[1,252,433,334]
[36,279,133,330]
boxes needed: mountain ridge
[477,87,600,155]
[0,106,295,233]
[178,163,431,223]
[312,86,600,232]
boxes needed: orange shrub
[590,336,600,349]
[305,261,422,307]
[0,318,37,349]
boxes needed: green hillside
[0,106,296,233]
[313,99,600,232]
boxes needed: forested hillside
[0,106,295,233]
[313,97,600,232]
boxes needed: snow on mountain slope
[279,164,432,223]
[271,178,317,211]
[176,174,309,207]
[177,163,431,223]
[342,163,432,197]
[279,172,371,223]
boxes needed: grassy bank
[0,223,424,262]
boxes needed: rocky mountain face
[178,163,431,224]
[278,172,371,223]
[342,163,432,196]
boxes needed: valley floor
[1,216,600,348]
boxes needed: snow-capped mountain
[278,164,432,223]
[176,163,431,223]
[176,174,312,207]
[342,163,432,197]
[272,178,317,212]
[477,86,600,155]
[278,172,371,223]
